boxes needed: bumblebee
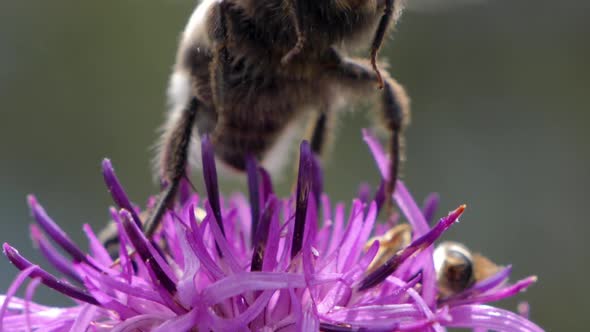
[144,0,411,236]
[366,227,502,296]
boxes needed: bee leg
[98,221,121,254]
[307,111,331,203]
[115,1,229,241]
[309,111,331,157]
[370,0,395,89]
[281,0,305,65]
[287,111,329,199]
[327,54,410,208]
[143,97,202,238]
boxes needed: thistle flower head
[0,131,543,331]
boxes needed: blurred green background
[1,1,588,330]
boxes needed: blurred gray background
[1,1,588,330]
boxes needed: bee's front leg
[143,97,203,238]
[281,0,305,65]
[142,0,231,244]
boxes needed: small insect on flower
[145,0,412,238]
[434,241,503,298]
[364,221,513,302]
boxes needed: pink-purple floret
[0,131,543,331]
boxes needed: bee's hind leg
[325,52,410,210]
[143,0,231,239]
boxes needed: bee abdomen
[212,122,283,170]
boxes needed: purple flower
[0,131,543,331]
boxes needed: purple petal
[303,309,320,332]
[322,303,420,327]
[0,265,37,331]
[422,193,440,225]
[153,308,199,332]
[187,212,225,281]
[109,208,135,281]
[279,200,296,270]
[343,201,377,271]
[359,237,381,269]
[3,243,99,305]
[447,276,538,307]
[373,180,386,215]
[83,279,144,319]
[518,302,530,319]
[311,154,323,208]
[110,314,168,332]
[316,217,333,255]
[210,290,275,330]
[321,194,332,223]
[251,197,278,271]
[201,135,225,237]
[259,167,274,205]
[325,203,346,257]
[0,299,82,331]
[337,200,364,271]
[24,277,42,331]
[386,276,438,324]
[69,304,98,332]
[202,203,242,273]
[398,306,451,331]
[143,263,187,315]
[262,204,281,272]
[101,159,143,228]
[393,183,440,306]
[292,141,312,258]
[362,129,389,181]
[174,223,199,308]
[290,287,304,331]
[178,177,193,205]
[82,224,112,266]
[161,212,183,265]
[446,304,545,332]
[351,201,378,265]
[357,183,372,204]
[380,272,423,305]
[0,294,70,313]
[27,195,97,270]
[319,322,364,331]
[201,272,306,305]
[80,264,168,306]
[30,224,83,284]
[119,210,177,294]
[440,265,513,304]
[246,155,261,244]
[302,195,319,280]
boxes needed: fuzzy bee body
[146,0,410,236]
[163,0,403,170]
